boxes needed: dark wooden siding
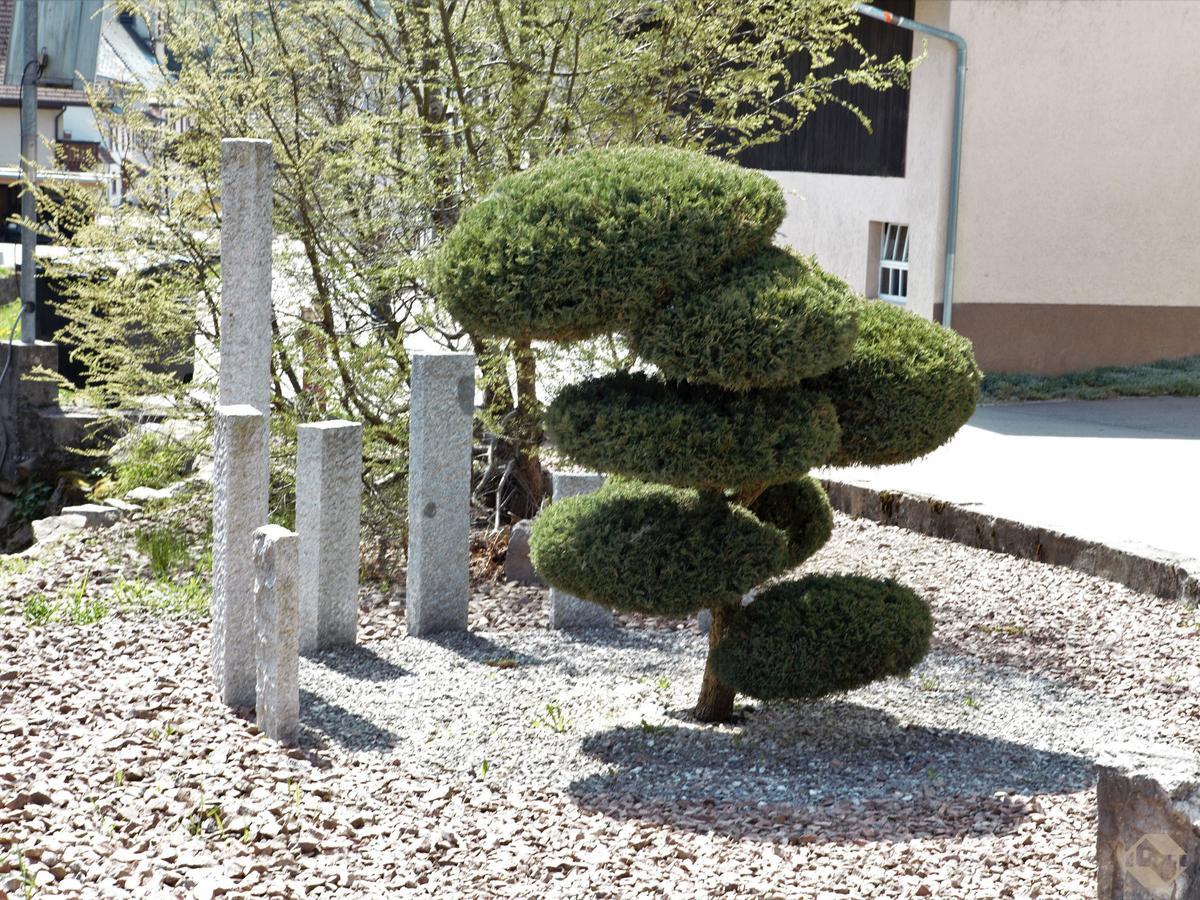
[738,0,914,177]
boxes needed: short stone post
[548,472,613,630]
[253,525,300,744]
[212,405,269,707]
[297,420,363,652]
[406,351,474,637]
[1096,742,1200,899]
[218,138,273,418]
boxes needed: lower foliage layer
[528,478,789,617]
[712,574,933,701]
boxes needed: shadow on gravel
[301,689,399,752]
[422,630,537,665]
[568,700,1091,842]
[306,645,410,683]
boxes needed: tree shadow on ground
[568,700,1092,843]
[300,688,398,752]
[305,644,409,682]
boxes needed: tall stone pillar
[297,420,363,651]
[212,405,269,707]
[406,352,474,637]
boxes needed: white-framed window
[878,222,909,303]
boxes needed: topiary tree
[433,146,981,723]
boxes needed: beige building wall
[0,107,64,167]
[773,0,1200,374]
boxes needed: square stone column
[297,420,363,652]
[548,471,613,630]
[212,405,269,707]
[1097,742,1200,899]
[406,351,474,637]
[253,524,300,744]
[218,138,273,419]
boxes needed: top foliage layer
[431,146,786,341]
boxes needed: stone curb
[819,479,1200,606]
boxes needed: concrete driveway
[820,397,1200,579]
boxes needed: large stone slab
[406,352,474,637]
[218,138,273,418]
[212,405,269,708]
[297,420,363,652]
[548,472,612,630]
[1097,741,1200,898]
[253,524,300,744]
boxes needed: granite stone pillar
[297,420,363,651]
[218,139,273,418]
[548,471,612,630]
[253,524,300,744]
[406,352,474,637]
[212,405,269,707]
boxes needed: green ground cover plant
[982,354,1200,402]
[437,147,980,722]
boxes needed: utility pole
[19,0,37,342]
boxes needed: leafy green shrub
[712,575,932,700]
[530,478,788,617]
[814,300,981,466]
[431,146,786,341]
[545,371,840,490]
[112,431,195,493]
[627,247,862,390]
[749,477,833,566]
[438,146,977,722]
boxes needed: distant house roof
[95,9,162,90]
[0,0,94,108]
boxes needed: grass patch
[112,431,195,493]
[136,528,190,578]
[982,354,1200,403]
[112,574,210,618]
[21,578,108,626]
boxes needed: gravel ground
[0,505,1196,898]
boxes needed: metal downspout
[855,3,966,330]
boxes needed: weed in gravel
[918,675,938,691]
[962,696,981,710]
[136,528,190,578]
[655,675,671,691]
[477,759,491,780]
[113,575,209,619]
[532,703,569,733]
[114,769,125,786]
[485,657,520,669]
[112,432,195,493]
[61,578,108,625]
[11,846,37,899]
[0,556,28,579]
[640,718,664,733]
[22,593,54,625]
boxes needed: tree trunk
[694,604,738,723]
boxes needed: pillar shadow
[300,688,399,752]
[568,700,1092,843]
[304,645,409,683]
[420,629,538,666]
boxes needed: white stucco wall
[770,0,1200,316]
[0,107,65,168]
[772,0,955,322]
